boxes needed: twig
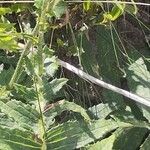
[58,59,150,107]
[18,43,150,107]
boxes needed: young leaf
[125,0,138,15]
[34,0,43,9]
[101,4,125,24]
[0,8,11,15]
[83,0,91,11]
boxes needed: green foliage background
[0,0,149,149]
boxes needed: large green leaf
[81,26,125,106]
[0,126,41,150]
[0,100,40,130]
[87,127,148,150]
[126,58,150,121]
[113,127,148,150]
[45,119,132,149]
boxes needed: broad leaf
[0,127,41,150]
[126,58,150,122]
[113,127,148,150]
[81,26,125,107]
[87,134,115,150]
[45,119,132,149]
[0,100,40,130]
[87,127,148,150]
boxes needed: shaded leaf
[14,84,37,102]
[140,134,150,150]
[43,78,68,101]
[0,67,14,86]
[113,127,148,150]
[126,58,150,122]
[88,103,116,119]
[44,100,90,122]
[87,127,148,150]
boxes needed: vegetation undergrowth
[0,0,149,149]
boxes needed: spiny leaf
[34,0,43,9]
[0,100,40,130]
[14,84,37,102]
[43,78,68,101]
[52,0,67,18]
[0,126,41,150]
[0,33,19,51]
[45,119,132,149]
[44,100,91,122]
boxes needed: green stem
[8,24,39,89]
